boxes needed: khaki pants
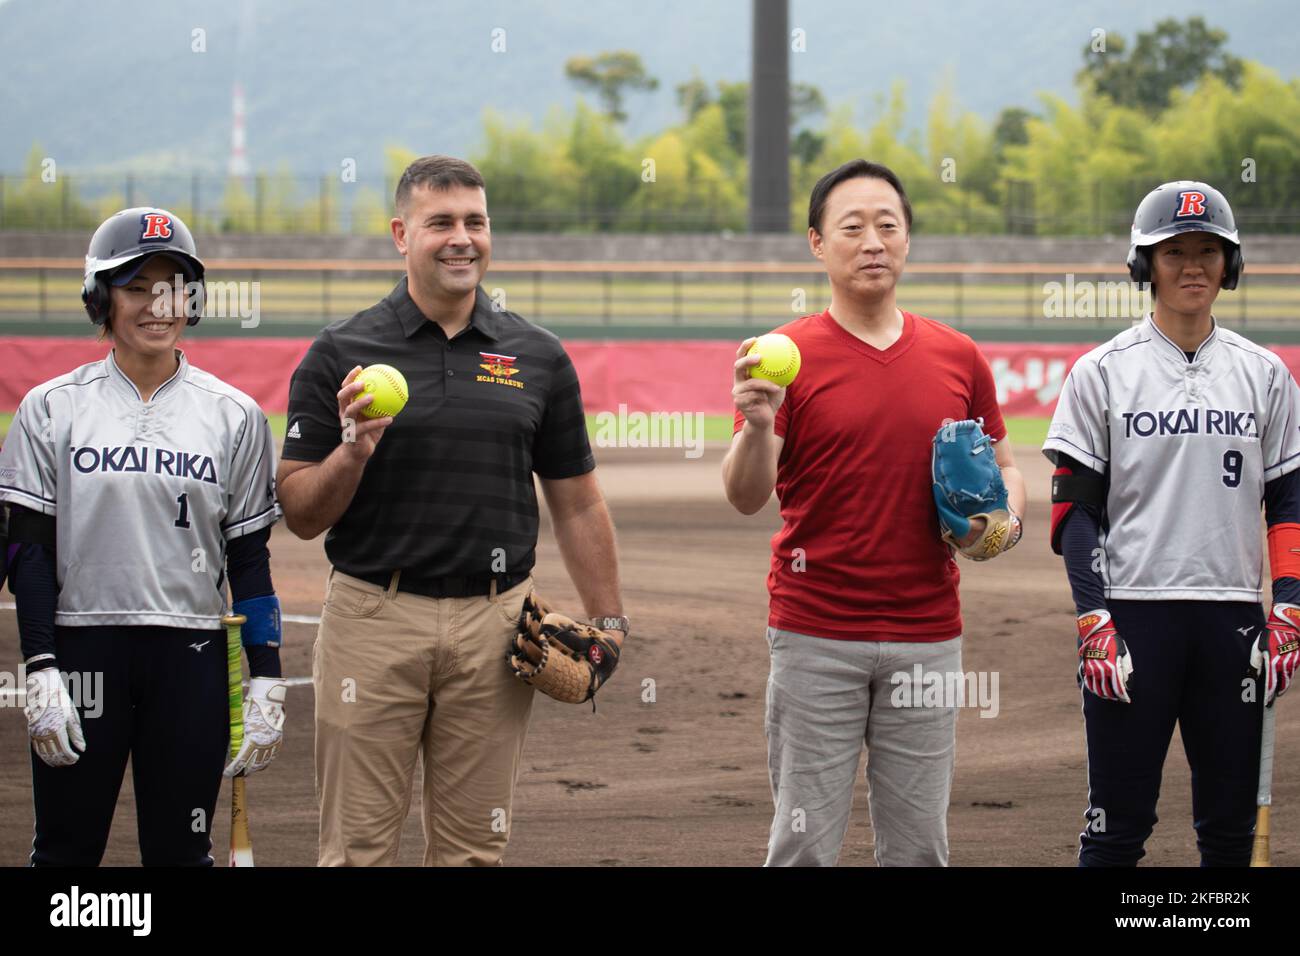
[313,569,536,866]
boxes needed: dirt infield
[2,443,1297,866]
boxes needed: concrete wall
[4,231,1299,264]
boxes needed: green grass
[585,412,738,444]
[2,410,1050,447]
[1004,416,1049,446]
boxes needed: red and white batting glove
[1077,609,1133,703]
[1252,603,1300,707]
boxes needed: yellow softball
[356,364,409,419]
[747,333,802,387]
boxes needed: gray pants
[764,627,962,867]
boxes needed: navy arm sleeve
[8,505,59,671]
[1264,468,1300,607]
[226,525,281,678]
[1056,455,1108,615]
[0,504,8,592]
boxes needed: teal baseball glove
[931,418,1020,561]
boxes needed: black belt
[347,569,529,599]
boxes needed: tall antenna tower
[228,81,250,177]
[228,0,255,177]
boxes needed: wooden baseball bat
[1251,702,1276,867]
[223,613,255,868]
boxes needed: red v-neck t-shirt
[733,309,1006,641]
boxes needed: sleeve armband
[8,506,56,549]
[1051,471,1105,506]
[1049,466,1105,556]
[232,594,282,648]
[1268,523,1300,583]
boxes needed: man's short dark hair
[808,160,913,235]
[395,156,486,216]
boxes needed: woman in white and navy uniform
[0,208,287,866]
[1044,182,1300,866]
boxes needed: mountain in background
[2,0,1297,178]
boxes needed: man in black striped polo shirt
[278,155,627,866]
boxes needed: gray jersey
[0,350,279,627]
[1044,315,1300,602]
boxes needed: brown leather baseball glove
[506,591,621,707]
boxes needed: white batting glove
[224,677,287,777]
[25,668,86,767]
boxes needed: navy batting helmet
[1126,181,1243,291]
[81,207,206,326]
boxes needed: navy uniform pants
[1079,600,1266,867]
[30,625,229,867]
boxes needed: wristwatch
[591,615,630,636]
[1007,513,1024,549]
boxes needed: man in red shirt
[723,160,1026,866]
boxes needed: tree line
[4,17,1297,236]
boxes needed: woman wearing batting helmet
[1044,181,1300,865]
[0,207,287,865]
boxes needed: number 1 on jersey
[175,492,191,528]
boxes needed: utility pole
[748,0,789,233]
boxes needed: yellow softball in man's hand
[356,364,409,419]
[747,334,802,388]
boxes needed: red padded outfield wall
[4,337,1300,418]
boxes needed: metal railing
[4,259,1300,340]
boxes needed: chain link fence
[4,173,1300,236]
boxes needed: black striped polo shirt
[283,277,594,580]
